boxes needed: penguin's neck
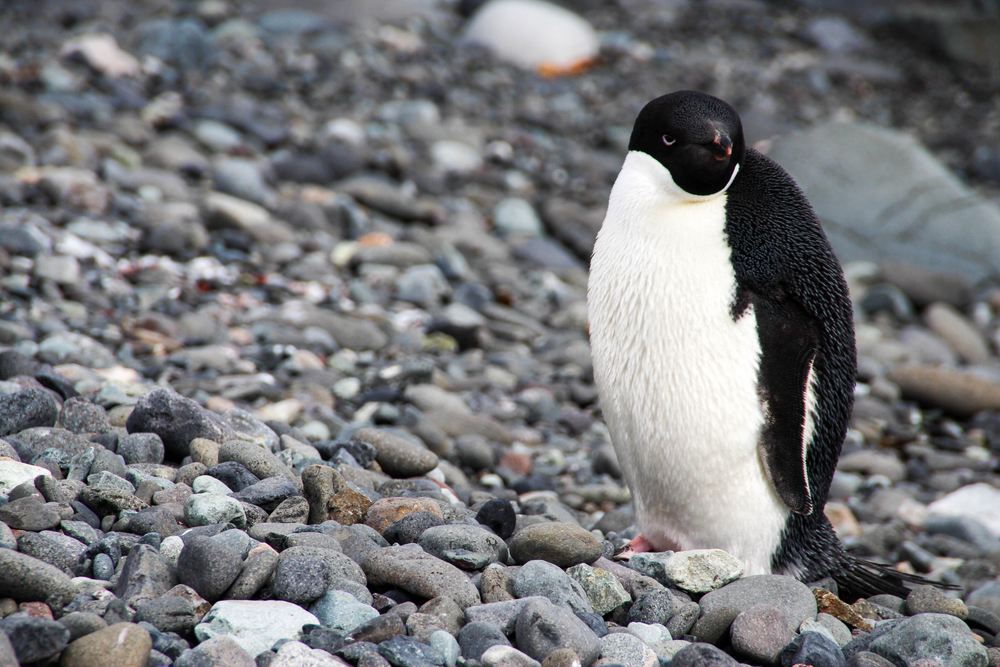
[604,151,731,251]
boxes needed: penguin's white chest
[588,152,789,575]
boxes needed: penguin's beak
[709,131,733,161]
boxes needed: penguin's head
[628,90,745,198]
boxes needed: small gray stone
[515,597,600,666]
[599,631,657,667]
[118,432,166,465]
[493,198,544,236]
[363,544,479,610]
[906,585,968,619]
[419,524,508,565]
[185,492,246,528]
[729,604,794,664]
[177,535,243,602]
[698,574,817,628]
[868,613,988,667]
[513,559,594,614]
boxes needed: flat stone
[194,600,319,658]
[699,574,817,631]
[660,549,744,594]
[769,121,1000,283]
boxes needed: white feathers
[589,151,789,575]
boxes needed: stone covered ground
[1,0,1000,666]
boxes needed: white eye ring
[662,135,676,146]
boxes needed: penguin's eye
[662,135,676,147]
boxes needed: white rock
[61,32,140,78]
[661,549,744,594]
[461,0,599,72]
[194,600,320,658]
[431,140,483,175]
[482,645,541,667]
[0,461,51,495]
[192,475,233,495]
[927,483,1000,538]
[270,640,346,666]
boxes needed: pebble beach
[1,0,1000,666]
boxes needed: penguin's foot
[614,534,656,560]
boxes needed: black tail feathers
[829,551,960,602]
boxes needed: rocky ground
[1,0,1000,666]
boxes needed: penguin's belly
[589,194,790,575]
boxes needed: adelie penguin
[588,90,937,599]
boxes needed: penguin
[588,90,931,599]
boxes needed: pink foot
[615,534,656,560]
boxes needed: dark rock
[206,461,261,492]
[176,535,242,602]
[0,615,71,664]
[514,597,600,666]
[458,621,512,661]
[0,388,59,437]
[475,498,517,540]
[384,511,445,545]
[781,631,846,667]
[115,544,178,607]
[670,643,740,667]
[126,388,234,461]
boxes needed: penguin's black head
[628,90,745,197]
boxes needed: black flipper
[750,288,820,515]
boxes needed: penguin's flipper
[751,288,821,515]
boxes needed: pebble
[514,597,600,666]
[660,549,744,594]
[868,614,988,667]
[729,603,794,664]
[513,559,594,614]
[194,600,319,658]
[566,563,631,615]
[699,575,818,628]
[0,2,996,666]
[508,522,603,568]
[362,544,480,610]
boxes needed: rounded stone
[508,522,602,568]
[352,427,439,478]
[730,604,794,664]
[515,597,600,666]
[513,560,594,614]
[698,574,817,628]
[184,493,246,528]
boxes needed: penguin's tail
[830,551,960,602]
